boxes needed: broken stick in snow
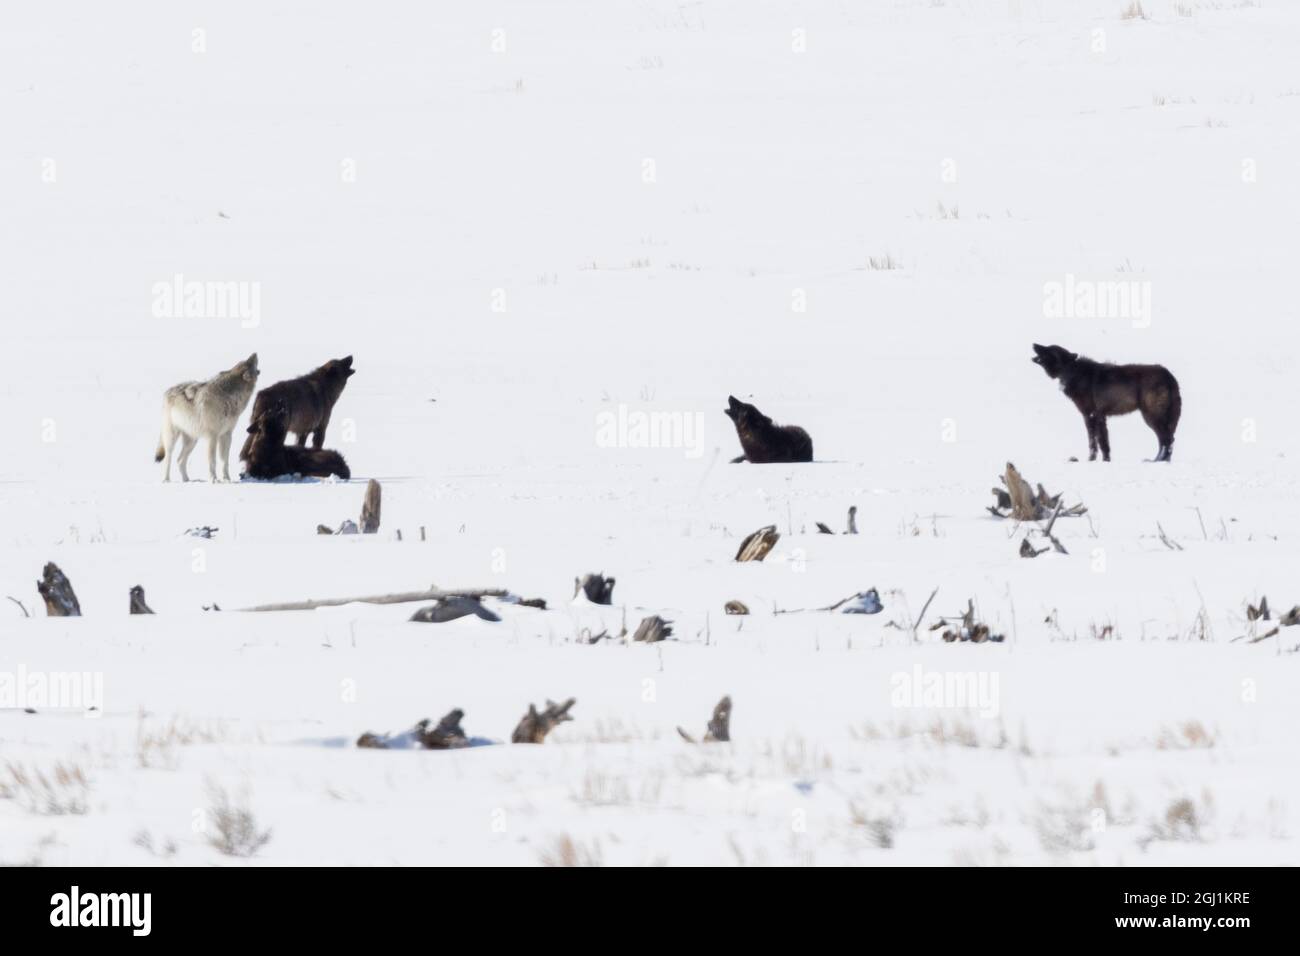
[129,585,155,615]
[360,479,381,534]
[37,563,81,617]
[677,696,732,744]
[735,525,779,562]
[511,698,576,744]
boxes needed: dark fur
[1031,343,1181,462]
[238,355,355,460]
[241,404,351,480]
[724,395,813,463]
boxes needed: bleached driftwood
[988,462,1086,521]
[511,698,575,744]
[37,563,81,617]
[735,525,779,562]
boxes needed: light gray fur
[155,353,259,482]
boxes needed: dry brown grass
[0,761,90,815]
[538,833,603,867]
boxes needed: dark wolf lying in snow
[724,395,813,463]
[238,355,355,460]
[1031,343,1181,462]
[241,403,351,480]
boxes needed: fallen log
[37,563,81,617]
[234,586,509,613]
[512,698,575,744]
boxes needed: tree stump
[360,479,382,534]
[705,696,732,742]
[724,600,749,616]
[37,563,81,617]
[735,525,779,562]
[678,696,733,743]
[631,615,672,643]
[129,585,155,615]
[574,573,615,605]
[512,698,575,744]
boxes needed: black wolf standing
[1031,344,1181,462]
[239,355,355,461]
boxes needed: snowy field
[1,0,1298,865]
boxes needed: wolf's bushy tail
[154,440,165,462]
[1166,372,1182,434]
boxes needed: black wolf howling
[1031,343,1181,462]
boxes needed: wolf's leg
[161,419,177,482]
[312,415,330,450]
[1084,416,1098,461]
[1095,418,1111,462]
[177,434,197,482]
[218,431,233,481]
[206,435,220,482]
[295,430,308,447]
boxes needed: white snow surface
[1,0,1298,866]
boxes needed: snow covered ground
[1,0,1298,865]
